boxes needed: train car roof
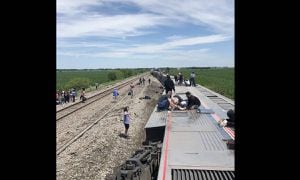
[154,81,235,180]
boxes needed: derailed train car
[113,72,235,180]
[113,142,162,180]
[151,70,167,85]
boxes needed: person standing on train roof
[185,91,201,109]
[148,78,151,85]
[123,106,133,137]
[174,74,178,84]
[113,87,119,100]
[190,72,196,87]
[178,73,183,85]
[164,75,175,94]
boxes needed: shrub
[107,72,117,81]
[64,78,91,90]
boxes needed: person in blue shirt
[113,88,119,100]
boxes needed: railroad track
[57,74,150,155]
[56,89,133,155]
[56,73,148,121]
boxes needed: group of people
[56,88,87,105]
[139,77,151,86]
[173,72,196,87]
[56,88,77,105]
[157,91,201,111]
[156,89,235,129]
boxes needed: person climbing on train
[157,91,184,111]
[185,91,201,109]
[123,106,133,137]
[218,109,235,127]
[169,96,186,111]
[164,75,175,94]
[157,91,172,111]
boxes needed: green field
[168,68,234,100]
[56,69,148,91]
[57,67,234,100]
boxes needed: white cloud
[57,0,234,68]
[166,35,185,41]
[57,14,170,38]
[114,0,234,34]
[57,0,233,38]
[57,0,100,15]
[58,34,228,58]
[120,34,230,54]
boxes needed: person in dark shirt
[164,75,175,94]
[219,109,235,127]
[174,75,178,84]
[185,91,201,109]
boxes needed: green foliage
[64,78,91,91]
[56,69,147,91]
[166,67,170,73]
[107,72,117,81]
[169,67,234,99]
[120,69,133,78]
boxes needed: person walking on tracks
[80,88,86,103]
[123,106,133,137]
[113,88,119,100]
[71,88,76,102]
[128,83,134,98]
[164,75,175,94]
[142,77,145,86]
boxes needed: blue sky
[57,0,234,69]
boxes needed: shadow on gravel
[118,133,130,139]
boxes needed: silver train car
[114,73,235,180]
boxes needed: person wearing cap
[185,91,201,109]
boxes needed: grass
[56,69,147,91]
[56,68,234,100]
[169,68,234,100]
